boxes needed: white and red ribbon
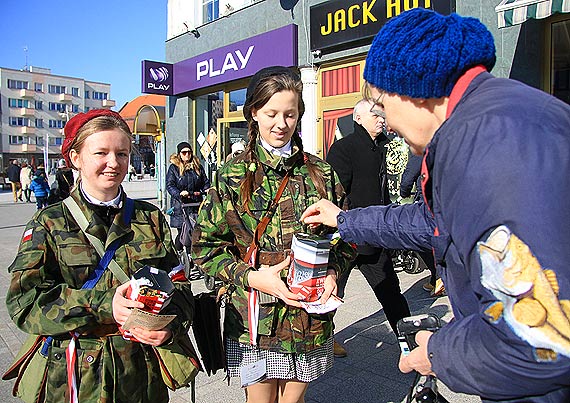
[246,247,259,345]
[65,332,79,403]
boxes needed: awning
[496,0,570,28]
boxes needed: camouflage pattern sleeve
[191,169,253,289]
[6,215,117,335]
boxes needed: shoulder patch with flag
[22,228,33,243]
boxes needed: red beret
[62,109,124,168]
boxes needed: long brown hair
[173,147,202,176]
[239,73,326,215]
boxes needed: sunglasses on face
[180,150,191,155]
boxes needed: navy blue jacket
[336,73,570,402]
[166,163,210,228]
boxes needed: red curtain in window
[322,65,361,97]
[323,108,353,158]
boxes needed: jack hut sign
[310,0,455,53]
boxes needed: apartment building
[0,66,116,172]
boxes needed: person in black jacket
[327,99,411,352]
[7,159,22,202]
[166,142,210,252]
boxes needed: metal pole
[44,131,49,177]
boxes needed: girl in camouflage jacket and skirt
[191,67,354,403]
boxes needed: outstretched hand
[300,199,342,229]
[247,256,302,307]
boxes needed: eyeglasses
[180,150,191,155]
[370,91,386,119]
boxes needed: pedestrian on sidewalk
[327,98,411,356]
[7,159,22,202]
[19,162,33,203]
[29,168,50,209]
[5,109,195,402]
[301,8,570,402]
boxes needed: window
[93,91,108,100]
[34,82,43,92]
[35,118,44,128]
[72,87,79,96]
[8,99,30,108]
[552,19,570,105]
[85,90,90,99]
[49,137,63,146]
[85,106,90,112]
[229,88,246,112]
[10,136,25,145]
[48,84,66,94]
[35,100,43,110]
[36,136,44,146]
[49,102,67,112]
[203,0,219,22]
[48,119,65,128]
[9,117,30,126]
[7,79,28,89]
[71,104,79,113]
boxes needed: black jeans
[337,249,411,335]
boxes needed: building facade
[155,0,569,180]
[0,66,115,172]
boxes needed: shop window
[229,88,246,112]
[552,19,570,105]
[322,65,361,97]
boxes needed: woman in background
[166,142,210,252]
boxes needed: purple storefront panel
[173,24,298,94]
[142,60,174,95]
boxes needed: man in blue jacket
[301,8,570,403]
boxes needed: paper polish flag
[22,228,33,243]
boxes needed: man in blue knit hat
[301,8,570,403]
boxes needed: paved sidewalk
[0,180,481,403]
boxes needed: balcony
[21,143,36,152]
[20,89,35,98]
[20,126,35,135]
[19,108,35,116]
[58,93,73,102]
[102,99,116,108]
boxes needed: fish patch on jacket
[478,225,570,358]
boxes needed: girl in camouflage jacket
[6,110,193,402]
[191,67,354,403]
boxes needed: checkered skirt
[226,336,334,383]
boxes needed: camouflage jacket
[191,140,355,353]
[6,186,192,402]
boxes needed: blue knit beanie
[363,8,496,99]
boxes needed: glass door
[216,117,248,168]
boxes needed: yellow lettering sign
[386,0,432,18]
[363,0,378,24]
[320,1,379,36]
[334,9,346,32]
[348,5,361,27]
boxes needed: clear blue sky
[0,0,167,110]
